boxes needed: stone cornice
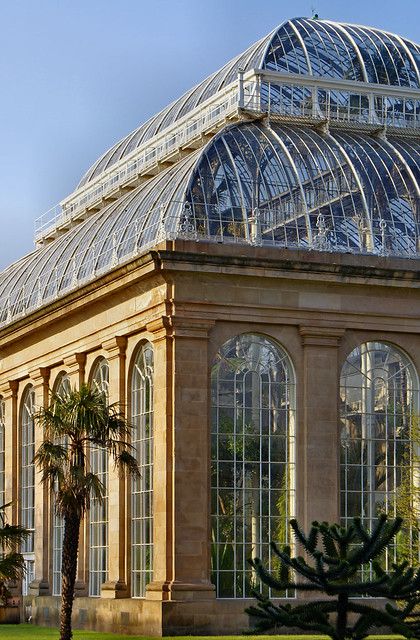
[0,251,161,345]
[2,242,420,350]
[157,243,420,288]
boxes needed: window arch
[20,385,35,595]
[130,342,154,597]
[340,341,419,565]
[0,396,5,508]
[89,358,109,596]
[51,373,70,596]
[211,333,295,598]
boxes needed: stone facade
[1,240,420,634]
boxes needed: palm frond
[0,552,26,582]
[35,382,140,522]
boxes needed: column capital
[299,325,345,347]
[146,316,172,343]
[63,353,87,384]
[63,352,86,370]
[9,380,19,396]
[29,366,50,386]
[171,316,215,339]
[0,380,17,398]
[102,336,128,359]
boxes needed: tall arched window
[340,342,419,566]
[89,358,109,596]
[211,333,295,598]
[51,374,70,596]
[131,343,154,597]
[21,385,35,595]
[0,396,5,508]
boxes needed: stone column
[30,367,50,595]
[1,381,19,596]
[1,381,18,513]
[63,352,87,596]
[101,336,128,598]
[299,326,344,528]
[146,316,215,602]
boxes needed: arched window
[21,385,35,595]
[211,333,295,598]
[340,342,419,566]
[0,397,5,508]
[51,374,70,596]
[131,343,154,597]
[89,358,109,596]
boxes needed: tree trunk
[336,591,349,640]
[60,513,80,640]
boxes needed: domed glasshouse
[0,16,420,635]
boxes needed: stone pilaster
[0,381,18,515]
[146,316,216,602]
[299,326,345,528]
[0,381,19,596]
[30,367,50,595]
[101,336,129,598]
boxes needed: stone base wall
[30,596,254,636]
[0,606,20,624]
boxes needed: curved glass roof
[2,120,419,326]
[77,18,420,189]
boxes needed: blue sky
[0,0,419,270]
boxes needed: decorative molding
[63,352,86,377]
[170,316,215,339]
[145,316,173,343]
[102,336,128,359]
[29,366,50,387]
[299,325,345,347]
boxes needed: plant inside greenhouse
[247,515,420,640]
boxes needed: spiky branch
[246,515,420,640]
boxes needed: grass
[0,627,405,640]
[0,626,313,640]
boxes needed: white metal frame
[211,333,295,598]
[131,343,154,598]
[88,359,109,597]
[0,397,5,509]
[20,386,36,596]
[340,342,419,569]
[51,374,71,596]
[34,69,420,245]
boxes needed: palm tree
[0,503,29,605]
[34,383,140,640]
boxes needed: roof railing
[34,69,420,244]
[6,199,420,330]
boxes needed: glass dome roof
[1,119,419,326]
[77,17,420,188]
[1,17,420,328]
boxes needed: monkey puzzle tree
[247,515,420,640]
[34,384,140,640]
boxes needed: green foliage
[246,516,420,640]
[390,417,420,566]
[35,384,140,640]
[0,502,29,605]
[34,383,139,520]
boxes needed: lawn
[0,627,321,640]
[0,628,404,640]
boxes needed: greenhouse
[0,15,420,636]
